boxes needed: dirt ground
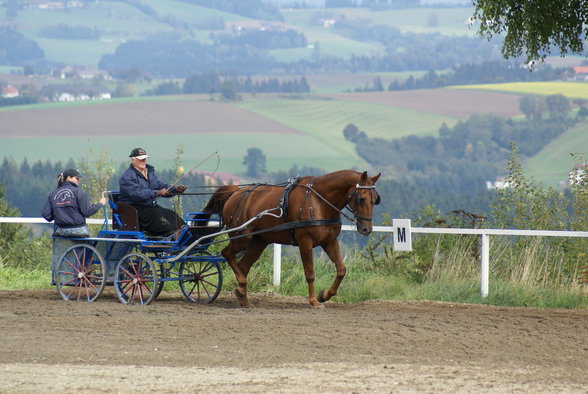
[1,289,586,393]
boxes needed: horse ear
[360,171,368,182]
[371,173,381,183]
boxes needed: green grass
[33,38,119,67]
[238,97,456,150]
[452,81,588,99]
[0,266,51,290]
[305,71,431,94]
[0,132,351,175]
[0,94,456,174]
[142,0,249,23]
[282,7,476,37]
[198,256,588,308]
[525,119,588,186]
[11,3,479,67]
[5,257,584,309]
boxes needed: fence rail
[3,217,588,298]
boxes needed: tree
[243,148,266,177]
[220,80,237,100]
[545,94,571,119]
[472,0,588,61]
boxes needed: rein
[298,183,377,224]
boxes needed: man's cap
[129,147,149,160]
[62,168,82,179]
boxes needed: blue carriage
[51,192,225,305]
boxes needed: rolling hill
[2,2,478,68]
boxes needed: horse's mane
[201,185,240,214]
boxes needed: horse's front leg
[298,240,323,308]
[317,239,346,303]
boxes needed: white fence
[3,217,588,298]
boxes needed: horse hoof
[310,303,325,309]
[317,290,326,303]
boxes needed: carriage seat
[108,192,140,232]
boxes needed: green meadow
[282,6,476,37]
[525,120,588,186]
[10,2,477,67]
[0,132,352,177]
[453,81,588,186]
[238,97,455,146]
[0,95,457,176]
[452,81,588,99]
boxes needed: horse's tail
[202,185,241,214]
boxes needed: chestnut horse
[203,170,381,307]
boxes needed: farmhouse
[227,20,285,33]
[194,171,240,186]
[52,65,110,81]
[1,85,19,98]
[572,66,588,81]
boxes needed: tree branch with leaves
[472,0,588,61]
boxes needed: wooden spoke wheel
[114,253,158,305]
[55,244,106,302]
[179,258,222,304]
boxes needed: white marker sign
[393,219,412,251]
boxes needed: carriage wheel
[179,258,223,304]
[142,252,165,299]
[114,253,158,305]
[55,244,106,302]
[153,265,167,299]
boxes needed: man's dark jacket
[119,164,178,206]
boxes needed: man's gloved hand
[157,188,169,197]
[175,185,187,194]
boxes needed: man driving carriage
[119,148,188,237]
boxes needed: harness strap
[228,218,342,244]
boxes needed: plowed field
[1,289,586,393]
[326,89,523,119]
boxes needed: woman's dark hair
[57,173,65,188]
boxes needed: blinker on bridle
[346,183,378,223]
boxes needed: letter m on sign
[393,219,412,251]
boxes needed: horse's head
[347,171,381,236]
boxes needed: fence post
[273,244,282,286]
[480,234,489,298]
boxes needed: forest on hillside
[345,94,584,196]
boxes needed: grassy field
[238,97,453,147]
[8,2,476,67]
[525,120,588,186]
[282,6,475,36]
[452,81,588,100]
[1,86,587,185]
[0,132,355,177]
[304,71,431,94]
[0,94,456,175]
[453,81,588,186]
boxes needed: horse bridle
[301,183,378,224]
[345,184,378,222]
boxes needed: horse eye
[375,194,381,205]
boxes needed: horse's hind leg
[232,239,267,307]
[317,239,346,303]
[222,239,266,307]
[221,241,251,307]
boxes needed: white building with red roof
[1,85,19,98]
